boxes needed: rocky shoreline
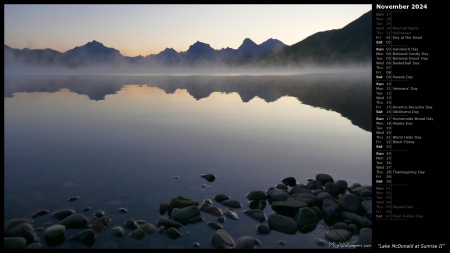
[4,173,372,249]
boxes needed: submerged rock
[200,205,223,217]
[67,196,80,202]
[167,196,199,216]
[224,208,239,220]
[271,197,307,217]
[60,213,89,229]
[90,216,111,232]
[166,227,182,239]
[111,226,125,237]
[256,224,270,234]
[243,209,266,223]
[207,222,223,230]
[268,213,297,235]
[118,208,128,213]
[156,217,183,229]
[213,194,230,203]
[129,228,145,240]
[123,219,139,230]
[4,237,27,249]
[246,190,267,201]
[235,236,262,249]
[294,207,319,233]
[44,224,66,247]
[220,199,242,208]
[140,223,156,234]
[325,229,351,242]
[51,209,76,221]
[69,229,96,247]
[159,203,169,215]
[200,174,217,182]
[5,222,36,245]
[211,229,234,249]
[31,210,50,218]
[171,205,201,225]
[94,210,105,218]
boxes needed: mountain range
[4,10,371,69]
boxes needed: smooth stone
[4,237,27,249]
[166,227,182,239]
[69,229,96,247]
[111,226,125,237]
[334,180,348,193]
[224,208,239,220]
[90,216,111,232]
[316,192,336,204]
[268,213,297,235]
[316,173,334,185]
[136,220,147,224]
[31,210,50,218]
[282,176,297,187]
[276,183,288,190]
[123,219,139,230]
[246,190,267,201]
[355,228,372,248]
[60,213,89,229]
[291,193,319,206]
[200,173,217,182]
[361,199,372,219]
[156,217,182,229]
[348,224,359,235]
[248,200,266,210]
[5,222,36,244]
[325,229,351,242]
[321,199,341,221]
[294,207,319,233]
[324,182,340,198]
[217,216,225,223]
[341,212,372,228]
[360,189,372,198]
[167,196,199,215]
[34,227,45,232]
[171,205,201,224]
[129,228,145,240]
[243,209,266,223]
[203,198,213,206]
[94,210,105,218]
[235,236,262,249]
[159,203,169,215]
[267,188,290,202]
[256,224,271,234]
[348,183,362,191]
[306,180,323,190]
[44,224,66,247]
[290,185,312,195]
[67,196,80,202]
[220,199,242,208]
[311,188,323,194]
[27,242,44,249]
[193,242,200,248]
[140,223,156,234]
[51,209,76,221]
[211,229,235,249]
[118,208,128,213]
[213,194,230,203]
[81,207,91,212]
[278,240,287,245]
[4,218,33,234]
[338,193,362,213]
[188,216,204,224]
[350,186,372,196]
[311,206,323,220]
[314,238,327,246]
[200,205,223,217]
[271,197,307,217]
[333,222,348,229]
[207,222,223,230]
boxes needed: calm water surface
[4,72,371,249]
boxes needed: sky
[4,4,371,57]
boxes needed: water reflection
[4,72,371,131]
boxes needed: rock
[123,219,139,230]
[291,193,319,206]
[171,206,201,225]
[60,213,89,229]
[4,218,33,234]
[311,188,323,194]
[81,207,91,212]
[31,210,50,218]
[200,173,217,182]
[129,228,145,240]
[69,229,96,247]
[256,224,271,234]
[27,242,44,249]
[207,222,223,230]
[5,222,36,244]
[118,208,128,213]
[220,199,242,208]
[156,217,182,229]
[348,224,358,235]
[361,199,372,219]
[235,236,262,249]
[311,206,323,220]
[200,205,223,217]
[224,208,239,220]
[90,216,111,232]
[276,183,288,190]
[278,240,287,245]
[211,229,235,249]
[332,222,348,229]
[322,199,341,221]
[341,212,372,228]
[334,180,348,193]
[213,194,230,203]
[44,224,66,247]
[166,227,182,239]
[245,190,267,201]
[359,189,372,198]
[159,203,169,215]
[316,192,336,204]
[167,196,199,216]
[202,199,213,206]
[355,228,372,248]
[314,238,327,246]
[338,193,361,213]
[306,180,323,190]
[271,197,307,217]
[243,209,266,223]
[281,177,297,187]
[111,226,125,237]
[94,210,105,218]
[217,216,225,223]
[67,196,80,202]
[289,185,312,195]
[51,209,76,220]
[267,188,290,202]
[140,223,156,234]
[4,237,27,249]
[248,200,266,210]
[350,186,372,196]
[294,207,319,233]
[316,173,334,185]
[324,182,340,198]
[325,229,351,242]
[268,213,297,234]
[136,220,147,224]
[348,183,362,191]
[188,216,204,224]
[193,242,200,248]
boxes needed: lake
[4,71,372,249]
